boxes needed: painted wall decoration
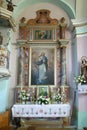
[30,47,55,86]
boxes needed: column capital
[58,39,69,47]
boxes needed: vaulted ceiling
[12,0,76,19]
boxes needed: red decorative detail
[39,109,43,113]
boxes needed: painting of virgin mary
[30,47,55,86]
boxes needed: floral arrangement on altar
[74,74,87,85]
[52,88,62,103]
[53,86,69,103]
[37,96,50,105]
[18,89,33,103]
[55,93,61,103]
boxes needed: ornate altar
[12,103,71,126]
[14,9,70,104]
[12,9,72,127]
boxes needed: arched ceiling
[12,0,76,19]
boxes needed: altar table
[12,104,71,118]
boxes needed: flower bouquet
[74,74,87,85]
[37,96,50,105]
[55,93,61,103]
[19,89,31,104]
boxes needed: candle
[62,86,65,92]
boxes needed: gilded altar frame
[17,9,68,88]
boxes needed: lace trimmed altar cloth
[12,104,71,118]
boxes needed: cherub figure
[20,17,26,24]
[6,0,16,11]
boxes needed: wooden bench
[0,109,11,128]
[0,126,13,130]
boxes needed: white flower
[55,93,61,102]
[26,93,30,96]
[37,96,50,104]
[19,89,31,101]
[74,74,86,84]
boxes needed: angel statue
[81,56,87,83]
[6,0,16,11]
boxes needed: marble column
[58,39,69,85]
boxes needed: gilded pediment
[22,9,58,26]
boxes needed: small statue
[6,0,16,12]
[81,56,87,82]
[59,17,67,39]
[0,32,3,45]
[20,17,26,24]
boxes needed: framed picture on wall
[33,28,53,40]
[29,45,56,86]
[37,86,49,97]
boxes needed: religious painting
[37,86,49,98]
[33,29,53,40]
[30,46,56,86]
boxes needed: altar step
[17,126,77,130]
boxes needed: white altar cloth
[78,85,87,94]
[12,104,71,118]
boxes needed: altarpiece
[15,9,69,104]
